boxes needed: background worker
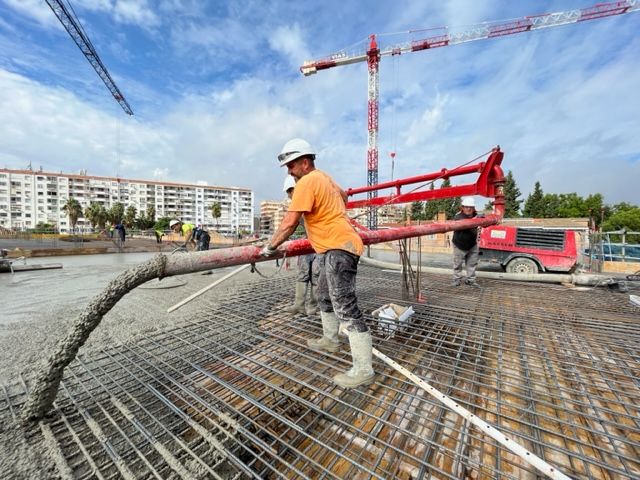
[154,228,164,244]
[261,138,374,389]
[169,219,196,250]
[115,222,126,246]
[452,196,481,287]
[194,224,211,251]
[282,175,318,315]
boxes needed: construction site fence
[586,230,640,273]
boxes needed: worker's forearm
[269,224,297,249]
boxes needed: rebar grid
[1,267,639,479]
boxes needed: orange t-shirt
[288,170,363,256]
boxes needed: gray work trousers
[453,243,479,281]
[316,250,368,333]
[296,253,318,284]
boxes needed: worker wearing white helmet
[169,219,196,250]
[281,175,319,315]
[451,196,481,287]
[282,174,296,194]
[261,138,374,389]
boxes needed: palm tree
[108,202,125,225]
[62,197,83,233]
[84,202,108,230]
[210,202,221,229]
[124,205,137,227]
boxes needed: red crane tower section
[301,1,639,229]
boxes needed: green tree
[153,216,171,232]
[83,202,108,230]
[108,202,125,225]
[540,193,561,218]
[438,178,460,219]
[523,181,544,217]
[32,222,55,234]
[145,205,156,224]
[62,197,82,233]
[423,184,439,220]
[132,205,156,230]
[503,171,522,217]
[124,205,137,227]
[556,193,584,218]
[602,207,640,243]
[583,194,606,227]
[410,201,425,221]
[610,202,635,215]
[210,202,222,229]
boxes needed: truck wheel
[506,257,539,274]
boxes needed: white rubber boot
[333,330,375,388]
[284,282,306,314]
[307,311,340,353]
[306,284,318,315]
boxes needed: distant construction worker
[169,219,196,250]
[154,228,164,244]
[282,175,318,315]
[261,138,374,389]
[115,222,126,246]
[194,224,211,251]
[452,197,480,287]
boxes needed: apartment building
[259,200,286,236]
[0,168,254,235]
[347,205,407,226]
[257,201,407,236]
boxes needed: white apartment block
[258,202,406,236]
[0,168,254,235]
[259,200,286,236]
[347,205,407,226]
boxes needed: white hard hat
[461,197,476,208]
[278,138,316,167]
[169,219,180,228]
[282,175,296,192]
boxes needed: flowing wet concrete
[0,252,285,385]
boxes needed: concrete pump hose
[359,256,605,286]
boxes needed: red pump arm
[345,146,504,209]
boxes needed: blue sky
[0,0,638,208]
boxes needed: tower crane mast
[45,0,133,115]
[301,0,639,229]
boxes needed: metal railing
[586,231,640,272]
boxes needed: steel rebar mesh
[1,266,639,479]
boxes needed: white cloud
[152,167,169,179]
[2,0,59,28]
[404,93,450,147]
[113,0,159,28]
[77,0,113,11]
[269,24,310,69]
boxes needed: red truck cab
[478,225,577,274]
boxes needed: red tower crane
[301,0,639,229]
[45,0,133,115]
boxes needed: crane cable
[390,55,399,181]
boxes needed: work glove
[260,244,278,257]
